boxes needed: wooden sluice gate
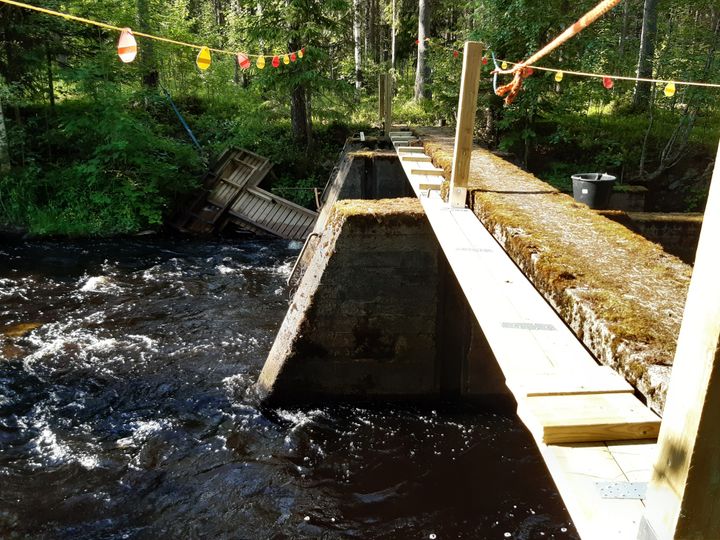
[173,148,318,240]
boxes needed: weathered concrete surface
[418,127,692,415]
[256,198,508,404]
[601,211,702,265]
[289,148,413,290]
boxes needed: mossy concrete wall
[418,127,692,415]
[290,148,413,290]
[256,199,507,404]
[601,211,702,265]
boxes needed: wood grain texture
[518,393,660,444]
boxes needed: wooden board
[401,155,433,163]
[506,366,633,397]
[539,442,651,540]
[410,167,445,176]
[518,393,660,444]
[397,147,425,153]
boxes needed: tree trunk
[46,44,55,109]
[414,0,430,101]
[353,0,363,92]
[633,0,658,109]
[618,0,630,59]
[0,99,10,173]
[291,84,312,148]
[137,0,158,88]
[391,0,397,70]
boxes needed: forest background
[0,0,718,236]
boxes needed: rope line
[495,0,623,104]
[0,0,301,58]
[494,59,720,89]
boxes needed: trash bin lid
[571,173,616,182]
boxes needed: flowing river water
[0,237,578,539]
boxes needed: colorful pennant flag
[237,53,251,70]
[117,28,137,63]
[196,46,212,70]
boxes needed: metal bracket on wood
[595,482,647,500]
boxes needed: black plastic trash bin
[571,173,616,209]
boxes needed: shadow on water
[0,237,578,539]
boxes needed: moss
[418,126,691,414]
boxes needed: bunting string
[493,58,720,90]
[0,0,305,66]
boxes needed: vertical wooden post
[383,73,393,137]
[639,140,720,539]
[379,75,386,124]
[449,41,483,208]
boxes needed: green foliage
[1,90,201,236]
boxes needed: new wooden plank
[410,167,445,176]
[401,155,433,163]
[641,137,720,540]
[414,175,443,191]
[449,41,483,208]
[539,442,649,540]
[605,440,656,483]
[506,366,634,397]
[518,393,660,444]
[415,197,596,376]
[397,147,425,153]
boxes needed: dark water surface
[0,238,578,539]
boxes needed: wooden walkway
[391,130,659,540]
[173,148,318,240]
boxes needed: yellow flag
[283,54,290,65]
[196,46,211,70]
[555,71,564,82]
[256,56,266,69]
[664,82,676,98]
[501,61,508,70]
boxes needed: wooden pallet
[172,148,318,240]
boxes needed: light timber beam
[640,139,720,539]
[449,41,483,208]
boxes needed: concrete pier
[256,198,507,404]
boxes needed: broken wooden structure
[172,148,318,240]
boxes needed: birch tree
[353,0,362,91]
[414,0,430,101]
[391,0,397,69]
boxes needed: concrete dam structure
[257,145,505,403]
[250,114,718,539]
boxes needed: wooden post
[449,41,483,208]
[379,75,386,124]
[383,74,393,137]
[639,139,720,539]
